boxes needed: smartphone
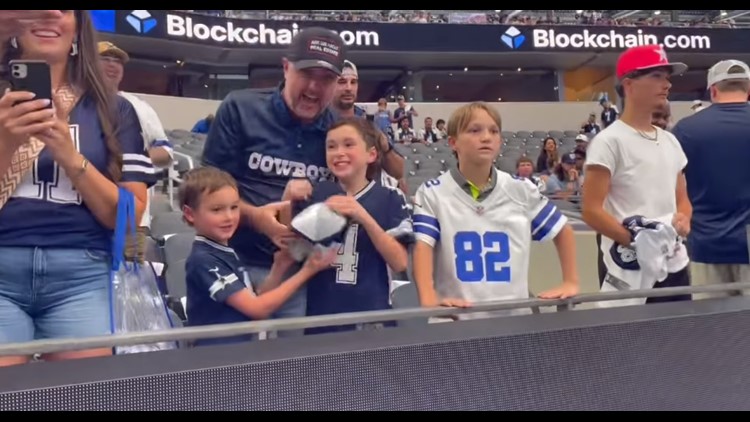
[9,59,53,108]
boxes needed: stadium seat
[150,211,194,240]
[144,235,163,263]
[163,232,196,265]
[164,258,188,319]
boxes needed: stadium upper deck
[180,10,749,28]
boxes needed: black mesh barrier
[2,299,750,411]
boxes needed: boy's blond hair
[446,102,503,139]
[178,167,238,218]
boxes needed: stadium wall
[134,93,697,132]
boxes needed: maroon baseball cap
[285,27,347,75]
[616,45,688,80]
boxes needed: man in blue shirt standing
[672,60,750,299]
[330,59,405,188]
[201,27,346,336]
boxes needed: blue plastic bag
[110,187,177,354]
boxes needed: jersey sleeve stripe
[531,202,555,232]
[122,153,157,186]
[532,210,566,242]
[413,214,440,231]
[414,224,440,242]
[123,153,152,164]
[122,163,157,175]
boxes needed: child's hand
[272,248,296,271]
[422,297,472,321]
[283,178,312,202]
[325,195,367,223]
[302,246,338,273]
[538,280,579,299]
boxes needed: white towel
[597,214,688,308]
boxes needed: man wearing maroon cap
[582,45,693,304]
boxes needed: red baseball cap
[616,45,688,80]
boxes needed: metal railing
[1,281,748,357]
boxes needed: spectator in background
[201,27,346,336]
[331,60,366,119]
[0,10,155,366]
[573,148,586,186]
[545,153,581,200]
[535,136,559,175]
[418,117,439,144]
[329,59,404,185]
[392,95,418,128]
[98,41,173,261]
[191,114,214,134]
[580,113,601,135]
[373,98,394,140]
[600,99,619,128]
[396,117,416,143]
[515,156,545,192]
[574,133,589,152]
[672,60,750,299]
[434,118,448,141]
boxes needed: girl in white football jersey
[412,102,580,315]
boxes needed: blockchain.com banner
[90,10,748,54]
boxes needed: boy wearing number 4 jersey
[282,118,413,334]
[412,103,580,318]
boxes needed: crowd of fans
[181,10,738,28]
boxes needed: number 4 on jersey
[334,224,359,285]
[453,231,511,283]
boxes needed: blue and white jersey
[0,95,155,251]
[294,180,412,332]
[412,169,567,304]
[185,235,254,346]
[202,85,335,268]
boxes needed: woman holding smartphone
[0,10,155,366]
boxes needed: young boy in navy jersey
[281,118,413,334]
[179,167,336,347]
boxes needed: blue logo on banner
[501,26,525,49]
[126,10,157,34]
[89,10,116,33]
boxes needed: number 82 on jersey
[453,231,511,283]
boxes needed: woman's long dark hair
[536,136,559,173]
[0,10,122,181]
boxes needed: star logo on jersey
[207,268,239,300]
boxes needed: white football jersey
[413,169,567,311]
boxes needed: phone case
[9,60,53,108]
